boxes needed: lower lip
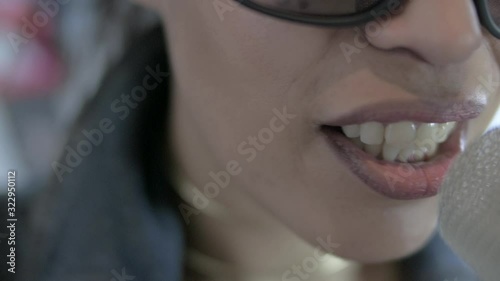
[322,124,464,200]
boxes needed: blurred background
[0,0,159,193]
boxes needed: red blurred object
[0,0,64,100]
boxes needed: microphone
[439,128,500,281]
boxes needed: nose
[366,0,483,65]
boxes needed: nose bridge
[366,0,483,65]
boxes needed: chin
[335,214,438,264]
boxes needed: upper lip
[321,98,487,126]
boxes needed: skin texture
[136,0,500,275]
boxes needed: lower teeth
[350,137,440,163]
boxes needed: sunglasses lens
[487,0,500,28]
[248,0,384,16]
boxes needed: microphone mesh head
[439,128,500,281]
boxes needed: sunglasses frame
[476,0,500,38]
[235,0,500,38]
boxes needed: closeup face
[138,0,500,262]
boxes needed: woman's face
[139,0,500,262]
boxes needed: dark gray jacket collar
[16,27,478,281]
[19,26,184,281]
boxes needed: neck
[174,179,399,281]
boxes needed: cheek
[470,36,500,135]
[167,2,339,159]
[210,17,332,86]
[172,0,335,96]
[487,33,500,59]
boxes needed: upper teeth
[341,121,457,163]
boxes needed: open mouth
[328,121,458,163]
[321,120,465,200]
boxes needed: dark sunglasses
[235,0,500,39]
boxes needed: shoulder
[400,232,480,280]
[13,26,184,281]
